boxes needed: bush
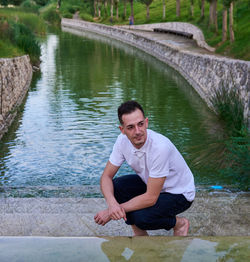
[42,8,61,25]
[9,21,41,63]
[20,0,40,12]
[210,85,249,190]
[79,12,93,22]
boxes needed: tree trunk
[111,0,114,19]
[98,0,101,18]
[209,0,218,32]
[104,0,108,16]
[146,5,150,20]
[130,0,134,22]
[57,0,61,9]
[163,0,166,20]
[191,3,194,17]
[201,0,205,18]
[229,2,235,42]
[94,0,97,17]
[116,1,119,19]
[222,7,227,42]
[124,0,127,18]
[176,0,180,17]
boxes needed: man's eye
[138,122,144,127]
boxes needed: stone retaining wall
[61,19,250,127]
[0,55,33,140]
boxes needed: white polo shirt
[109,129,195,201]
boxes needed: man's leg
[113,175,149,236]
[125,193,192,236]
[113,176,192,236]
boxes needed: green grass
[0,39,24,58]
[0,8,46,64]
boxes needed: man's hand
[108,203,127,221]
[94,209,111,226]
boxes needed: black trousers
[113,175,192,231]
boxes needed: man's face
[119,109,148,149]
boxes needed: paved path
[0,191,249,237]
[124,29,212,55]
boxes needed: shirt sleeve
[149,145,170,178]
[109,135,125,167]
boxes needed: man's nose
[135,125,140,133]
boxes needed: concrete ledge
[0,192,249,237]
[117,22,215,52]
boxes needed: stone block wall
[0,55,32,139]
[61,19,250,127]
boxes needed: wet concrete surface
[0,236,249,261]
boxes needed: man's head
[118,101,148,149]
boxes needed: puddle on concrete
[0,236,249,262]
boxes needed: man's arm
[120,176,166,212]
[94,161,127,225]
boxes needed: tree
[176,0,180,17]
[201,0,205,18]
[190,0,194,17]
[114,0,119,19]
[139,0,154,21]
[123,0,127,19]
[222,0,235,43]
[229,1,235,42]
[57,0,61,9]
[98,0,102,18]
[208,0,218,32]
[110,0,114,20]
[162,0,166,20]
[222,3,228,41]
[130,0,134,23]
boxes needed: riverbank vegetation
[0,4,46,64]
[54,0,249,60]
[210,86,249,190]
[0,0,249,60]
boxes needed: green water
[0,29,227,196]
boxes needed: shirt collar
[132,130,149,154]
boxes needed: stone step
[0,195,249,237]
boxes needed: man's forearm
[120,192,156,213]
[100,174,118,206]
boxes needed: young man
[94,101,195,236]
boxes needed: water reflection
[0,237,248,262]
[0,27,226,192]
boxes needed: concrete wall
[61,19,250,127]
[118,22,215,52]
[0,55,33,139]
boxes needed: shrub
[41,6,61,25]
[209,85,249,190]
[20,0,40,12]
[9,21,41,63]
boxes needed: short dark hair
[118,100,145,124]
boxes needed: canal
[0,29,226,196]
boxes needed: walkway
[0,191,249,237]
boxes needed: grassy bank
[56,0,249,61]
[0,7,46,64]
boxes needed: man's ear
[119,125,125,134]
[145,117,149,128]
